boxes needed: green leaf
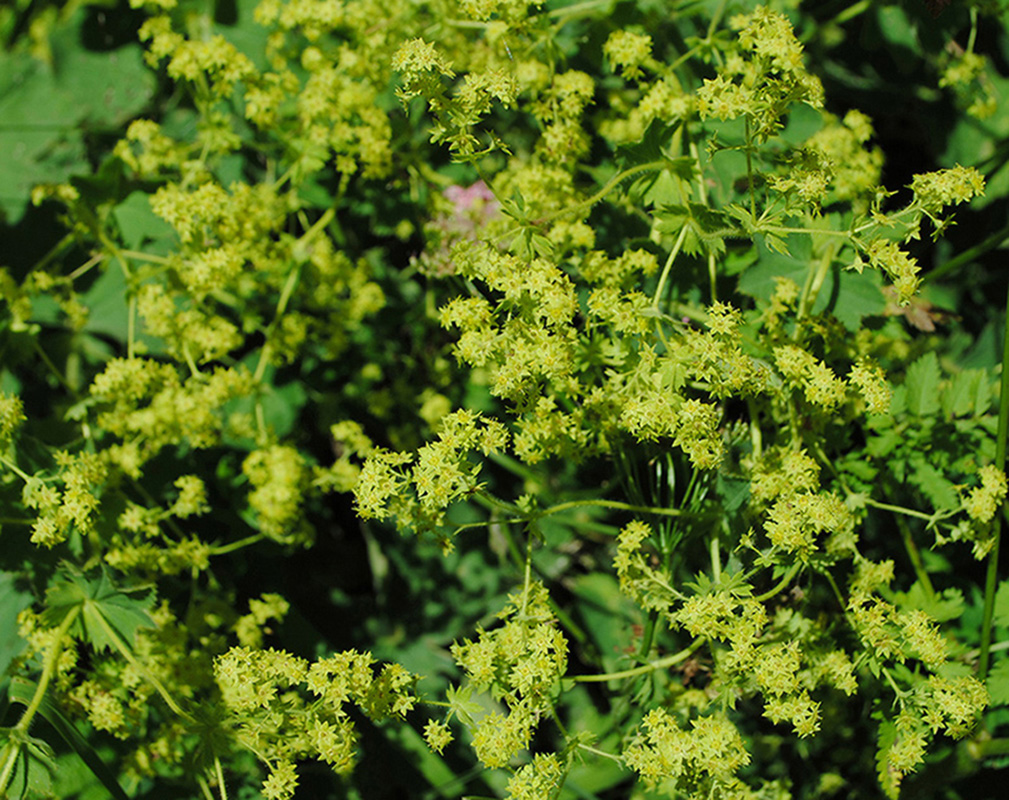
[445,685,483,727]
[875,718,900,800]
[223,363,308,446]
[941,369,992,418]
[0,574,33,681]
[907,455,959,511]
[112,191,175,253]
[987,659,1009,707]
[0,729,56,799]
[41,567,154,653]
[904,352,942,417]
[814,266,886,332]
[8,679,129,800]
[569,573,638,675]
[654,202,734,256]
[993,579,1009,629]
[0,11,154,222]
[893,583,964,622]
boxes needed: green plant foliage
[2,1,1009,799]
[0,4,154,222]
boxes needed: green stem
[197,776,215,800]
[970,737,1009,759]
[209,533,266,556]
[764,225,851,239]
[753,562,801,603]
[117,249,172,265]
[965,639,1009,661]
[67,253,104,282]
[547,0,612,19]
[923,219,1009,285]
[742,115,758,218]
[32,338,75,394]
[214,756,228,800]
[539,498,695,519]
[0,454,34,483]
[521,160,668,233]
[706,0,728,38]
[637,610,659,662]
[0,608,80,798]
[652,224,690,309]
[253,261,303,384]
[251,209,331,383]
[91,610,192,721]
[127,292,137,360]
[978,281,1009,680]
[863,497,937,522]
[894,514,935,601]
[881,665,909,703]
[15,609,79,733]
[576,742,624,764]
[710,531,722,585]
[572,639,703,683]
[0,739,17,797]
[547,701,568,739]
[796,243,838,321]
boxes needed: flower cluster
[504,752,566,800]
[214,645,418,798]
[910,165,986,220]
[623,709,750,796]
[848,563,952,672]
[604,30,654,81]
[962,463,1007,524]
[0,391,25,446]
[447,582,568,768]
[354,409,509,543]
[697,7,824,142]
[3,3,998,800]
[23,451,107,548]
[614,520,679,619]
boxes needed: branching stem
[571,639,704,683]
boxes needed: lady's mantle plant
[0,1,1007,800]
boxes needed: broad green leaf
[904,352,942,417]
[654,202,733,256]
[866,427,902,460]
[223,363,308,446]
[79,265,130,344]
[41,567,154,653]
[814,266,886,331]
[569,572,638,675]
[0,11,153,222]
[0,573,33,680]
[112,191,175,253]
